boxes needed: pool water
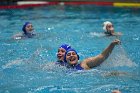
[0,5,140,93]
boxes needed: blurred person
[103,21,122,36]
[13,22,35,39]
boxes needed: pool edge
[1,1,140,9]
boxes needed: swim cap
[22,22,31,34]
[64,48,80,62]
[103,21,112,31]
[59,44,71,51]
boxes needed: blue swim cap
[64,48,80,62]
[59,44,71,51]
[22,22,31,34]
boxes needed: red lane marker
[0,1,113,9]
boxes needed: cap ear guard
[77,55,80,60]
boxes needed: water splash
[101,45,137,69]
[89,32,105,37]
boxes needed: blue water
[0,5,140,93]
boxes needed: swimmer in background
[13,22,35,39]
[103,21,122,36]
[56,44,71,66]
[64,39,120,70]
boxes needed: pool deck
[1,0,140,9]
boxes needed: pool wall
[1,0,140,9]
[0,0,140,2]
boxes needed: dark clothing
[104,31,112,36]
